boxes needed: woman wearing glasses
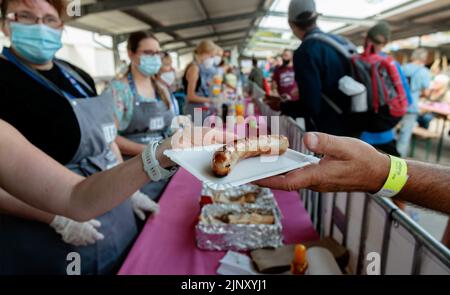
[106,32,177,201]
[0,0,154,274]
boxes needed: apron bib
[121,73,175,199]
[122,100,174,144]
[0,48,137,275]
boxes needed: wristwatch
[142,140,177,182]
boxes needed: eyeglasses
[138,50,164,58]
[5,11,63,29]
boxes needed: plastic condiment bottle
[291,244,308,275]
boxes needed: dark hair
[290,11,318,30]
[127,31,159,53]
[1,0,68,19]
[252,58,258,67]
[126,31,171,108]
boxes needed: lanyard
[2,47,88,100]
[58,65,90,98]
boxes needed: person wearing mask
[248,57,264,89]
[183,40,217,124]
[256,132,450,216]
[158,52,177,90]
[359,22,414,156]
[199,45,222,93]
[157,51,181,116]
[397,48,432,157]
[106,32,176,201]
[271,49,299,101]
[0,0,153,274]
[265,0,355,136]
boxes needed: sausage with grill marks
[211,135,289,177]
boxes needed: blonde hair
[195,40,218,56]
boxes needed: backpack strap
[304,33,357,59]
[303,33,355,115]
[322,93,343,115]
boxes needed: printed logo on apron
[102,123,117,144]
[149,117,165,131]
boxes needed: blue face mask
[138,55,162,77]
[10,22,63,65]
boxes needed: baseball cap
[288,0,317,22]
[367,21,391,44]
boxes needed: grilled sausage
[211,135,289,177]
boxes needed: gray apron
[0,51,137,275]
[184,61,212,125]
[121,73,175,200]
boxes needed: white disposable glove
[130,191,160,221]
[50,215,104,247]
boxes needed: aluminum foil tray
[196,204,284,251]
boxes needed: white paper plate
[164,144,320,190]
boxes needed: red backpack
[352,43,408,130]
[304,33,408,132]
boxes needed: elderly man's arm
[256,133,450,215]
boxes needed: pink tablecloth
[119,169,319,275]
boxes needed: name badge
[149,117,165,131]
[102,123,117,144]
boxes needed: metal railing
[249,81,450,275]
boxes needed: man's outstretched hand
[255,133,391,193]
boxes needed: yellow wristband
[372,155,408,198]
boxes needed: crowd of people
[0,0,449,275]
[260,17,449,159]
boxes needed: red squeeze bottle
[200,196,213,208]
[291,244,308,275]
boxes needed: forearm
[68,140,174,221]
[0,188,54,224]
[0,120,175,222]
[115,135,146,157]
[394,160,450,215]
[67,156,149,221]
[271,82,279,96]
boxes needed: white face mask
[203,57,215,69]
[213,56,222,66]
[160,71,176,86]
